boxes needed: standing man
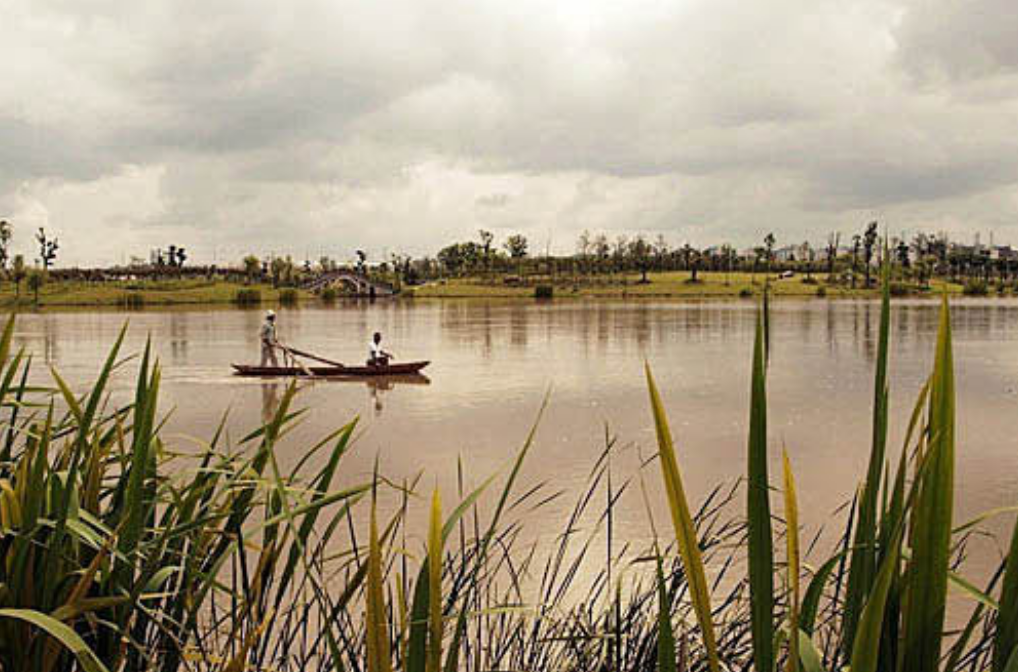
[261,310,279,367]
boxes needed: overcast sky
[2,0,1017,266]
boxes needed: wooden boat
[232,361,430,377]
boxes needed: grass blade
[645,364,720,672]
[427,487,443,672]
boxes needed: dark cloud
[2,0,1018,265]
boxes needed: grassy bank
[408,270,965,299]
[0,265,1015,671]
[0,279,315,307]
[0,273,977,308]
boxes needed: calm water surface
[10,298,1018,582]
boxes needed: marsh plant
[0,258,1015,672]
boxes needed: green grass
[0,279,315,307]
[410,271,963,299]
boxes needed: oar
[278,344,318,377]
[281,345,346,369]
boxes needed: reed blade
[901,295,955,672]
[994,513,1018,672]
[843,250,891,658]
[783,449,801,672]
[747,306,775,672]
[645,364,720,672]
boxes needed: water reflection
[261,381,282,424]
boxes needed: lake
[9,298,1018,586]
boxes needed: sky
[2,0,1018,266]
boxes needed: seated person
[368,332,392,367]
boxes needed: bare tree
[36,227,58,270]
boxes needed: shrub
[739,287,753,298]
[120,292,146,308]
[889,281,913,297]
[815,286,827,298]
[534,285,554,299]
[962,279,989,296]
[320,287,338,302]
[234,288,262,305]
[801,276,818,285]
[279,288,299,305]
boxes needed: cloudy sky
[2,0,1017,266]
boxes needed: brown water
[10,298,1018,583]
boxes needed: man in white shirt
[368,332,392,367]
[260,310,279,367]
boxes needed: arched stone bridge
[303,271,396,297]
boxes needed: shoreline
[0,272,993,310]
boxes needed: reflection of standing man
[260,310,279,367]
[261,382,280,424]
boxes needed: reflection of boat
[231,361,430,377]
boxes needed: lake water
[9,298,1018,587]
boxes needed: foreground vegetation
[0,261,1015,671]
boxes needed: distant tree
[11,255,25,298]
[26,268,45,305]
[593,234,610,273]
[504,234,528,274]
[720,244,736,285]
[36,228,58,270]
[0,220,11,270]
[763,232,776,274]
[896,239,910,270]
[862,221,879,287]
[270,257,292,288]
[318,256,336,273]
[438,244,466,276]
[653,234,670,271]
[850,234,861,288]
[356,250,367,275]
[479,230,495,272]
[826,232,840,281]
[242,255,261,284]
[629,236,652,283]
[611,235,629,273]
[576,230,592,275]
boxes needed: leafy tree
[36,227,58,270]
[242,255,261,284]
[763,233,776,274]
[504,234,528,260]
[629,236,652,283]
[270,257,293,288]
[478,230,495,271]
[862,221,879,287]
[26,268,45,305]
[11,255,26,298]
[355,250,367,275]
[896,239,910,270]
[0,220,11,270]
